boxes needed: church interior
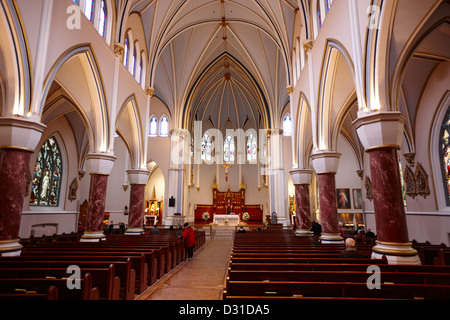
[0,0,450,301]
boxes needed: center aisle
[137,237,233,300]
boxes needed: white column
[166,129,190,225]
[269,129,287,226]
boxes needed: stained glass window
[201,133,212,161]
[247,133,257,161]
[317,1,322,29]
[98,0,106,37]
[84,0,94,22]
[30,136,63,207]
[149,116,157,136]
[123,36,129,67]
[160,116,169,136]
[132,47,136,76]
[439,106,450,206]
[283,114,292,136]
[224,135,235,163]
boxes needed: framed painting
[336,188,351,209]
[353,189,363,209]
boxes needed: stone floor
[137,237,233,300]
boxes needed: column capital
[289,168,314,185]
[352,111,406,152]
[85,153,117,175]
[127,169,150,185]
[0,117,46,152]
[310,151,341,174]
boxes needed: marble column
[0,118,46,256]
[125,169,150,235]
[353,112,420,264]
[81,153,116,242]
[311,151,344,243]
[290,169,313,235]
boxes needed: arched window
[160,116,169,136]
[326,0,332,12]
[30,136,63,207]
[283,114,292,136]
[139,57,144,84]
[131,45,137,76]
[247,133,257,161]
[439,106,450,206]
[202,133,212,161]
[98,0,107,37]
[317,1,322,29]
[84,0,94,21]
[224,135,235,163]
[149,116,158,136]
[123,35,129,67]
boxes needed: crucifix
[221,164,232,182]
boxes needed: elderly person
[339,238,362,258]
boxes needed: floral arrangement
[242,212,250,221]
[202,212,210,221]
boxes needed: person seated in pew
[339,238,362,258]
[107,220,114,235]
[237,226,246,233]
[118,222,126,234]
[365,228,376,238]
[175,226,183,237]
[150,224,160,234]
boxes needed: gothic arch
[116,95,145,169]
[316,39,356,152]
[40,45,110,154]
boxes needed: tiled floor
[137,238,233,300]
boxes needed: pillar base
[371,241,420,265]
[0,239,23,257]
[80,231,106,242]
[125,228,144,235]
[295,229,313,236]
[320,233,344,244]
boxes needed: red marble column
[81,174,109,241]
[317,173,343,243]
[368,147,417,257]
[126,184,146,234]
[0,149,31,256]
[294,184,312,233]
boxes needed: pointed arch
[316,40,356,152]
[40,44,110,153]
[116,95,144,169]
[0,0,32,117]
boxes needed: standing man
[182,222,196,261]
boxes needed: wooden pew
[227,269,450,285]
[21,250,150,292]
[0,273,98,300]
[0,265,120,300]
[0,285,58,300]
[224,280,450,300]
[0,259,134,300]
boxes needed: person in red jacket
[182,222,196,261]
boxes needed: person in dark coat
[310,221,322,236]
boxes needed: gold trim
[375,240,413,247]
[0,244,23,253]
[0,239,21,244]
[365,144,400,153]
[89,172,110,176]
[0,145,34,152]
[372,246,418,256]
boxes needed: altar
[213,214,240,226]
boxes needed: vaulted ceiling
[128,0,299,130]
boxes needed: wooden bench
[224,280,450,300]
[0,285,58,300]
[0,265,120,300]
[0,273,98,300]
[21,250,151,291]
[227,269,450,285]
[0,259,134,300]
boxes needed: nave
[1,227,450,301]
